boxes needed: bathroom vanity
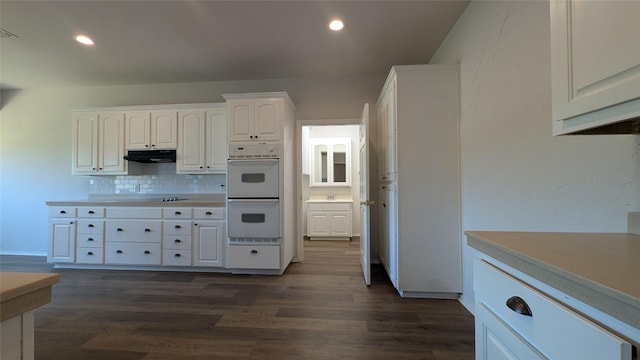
[306,195,353,240]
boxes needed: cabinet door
[384,82,396,180]
[99,112,127,174]
[125,111,151,150]
[72,112,99,175]
[193,220,224,267]
[227,99,254,142]
[329,212,351,237]
[551,0,640,134]
[254,99,280,141]
[475,303,546,360]
[151,110,177,149]
[204,107,227,173]
[177,110,206,173]
[48,219,76,263]
[308,211,330,236]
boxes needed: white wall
[431,0,640,311]
[0,76,383,254]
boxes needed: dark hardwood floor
[1,239,474,359]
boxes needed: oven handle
[228,159,279,164]
[228,199,279,203]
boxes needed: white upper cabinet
[177,105,227,174]
[72,112,127,175]
[224,92,294,142]
[125,110,177,149]
[377,79,396,181]
[551,0,640,135]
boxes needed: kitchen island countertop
[466,231,640,330]
[0,272,59,321]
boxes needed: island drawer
[474,258,632,359]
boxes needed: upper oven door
[227,159,279,198]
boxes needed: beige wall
[0,76,383,254]
[431,0,640,311]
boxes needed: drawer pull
[144,250,151,254]
[174,225,181,229]
[60,210,66,214]
[88,237,94,241]
[250,249,258,254]
[144,228,151,232]
[174,253,181,257]
[116,250,123,254]
[117,228,123,232]
[506,296,533,316]
[206,211,212,215]
[88,224,94,228]
[175,211,182,215]
[87,251,94,256]
[88,210,95,214]
[174,239,181,243]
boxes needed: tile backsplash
[89,163,226,195]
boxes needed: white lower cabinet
[47,204,226,271]
[474,257,633,359]
[306,201,352,239]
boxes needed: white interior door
[359,104,371,285]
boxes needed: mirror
[310,138,351,187]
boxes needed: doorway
[295,120,361,263]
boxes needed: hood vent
[0,28,18,39]
[123,150,176,163]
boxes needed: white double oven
[227,143,281,244]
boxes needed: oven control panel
[228,143,280,159]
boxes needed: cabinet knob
[116,250,123,254]
[145,144,149,147]
[99,167,103,170]
[92,167,97,170]
[151,144,155,147]
[175,211,182,215]
[87,251,94,255]
[69,221,74,224]
[144,250,151,254]
[174,225,181,229]
[117,228,123,232]
[506,296,533,316]
[60,210,66,214]
[194,223,198,226]
[199,166,204,169]
[174,253,181,257]
[174,239,181,243]
[206,166,210,169]
[250,249,258,254]
[144,228,151,232]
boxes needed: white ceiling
[0,0,469,90]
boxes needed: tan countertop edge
[466,231,640,330]
[0,272,60,321]
[46,200,226,207]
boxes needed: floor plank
[0,239,474,359]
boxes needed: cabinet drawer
[163,207,193,219]
[193,208,224,220]
[105,220,161,242]
[77,234,103,248]
[162,250,192,266]
[105,242,161,265]
[474,258,632,359]
[76,220,104,234]
[77,207,105,218]
[76,248,104,264]
[227,245,280,269]
[49,207,76,218]
[163,220,192,236]
[307,202,352,211]
[163,236,192,250]
[106,207,162,219]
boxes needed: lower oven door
[227,199,280,241]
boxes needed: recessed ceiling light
[329,19,344,31]
[75,35,95,46]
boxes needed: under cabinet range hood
[123,150,176,163]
